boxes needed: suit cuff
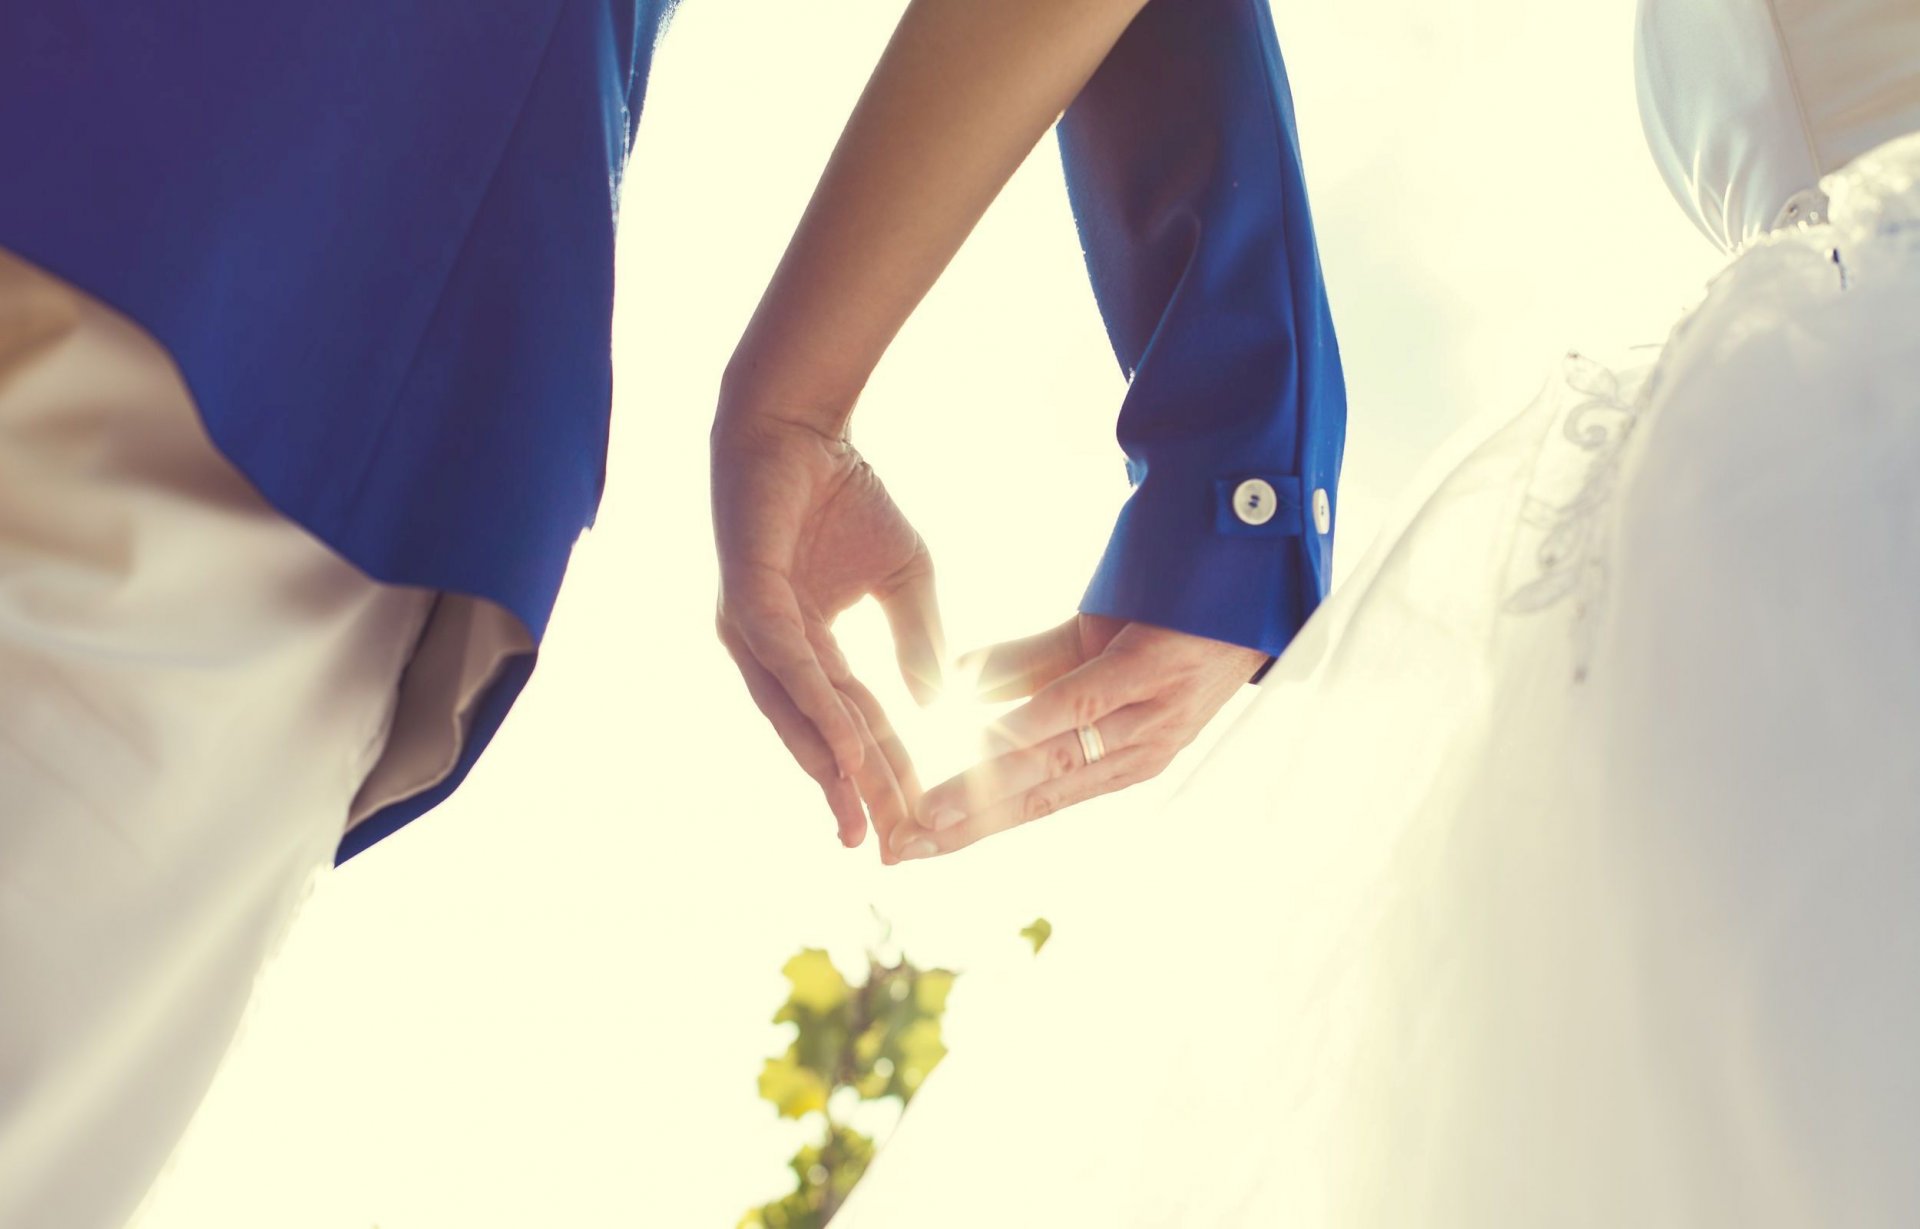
[1079,457,1331,663]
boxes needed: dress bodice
[1636,0,1920,250]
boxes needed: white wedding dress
[836,1,1920,1225]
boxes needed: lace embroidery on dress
[1495,136,1920,681]
[1501,353,1656,682]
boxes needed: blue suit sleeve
[1059,0,1347,661]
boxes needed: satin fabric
[1636,0,1920,250]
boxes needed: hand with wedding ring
[887,613,1267,861]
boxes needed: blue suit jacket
[0,0,1344,863]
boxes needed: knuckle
[1070,691,1106,726]
[730,590,779,628]
[716,619,752,660]
[1047,741,1079,781]
[1021,791,1058,824]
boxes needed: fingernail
[895,838,939,861]
[926,806,965,831]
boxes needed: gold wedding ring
[1075,723,1106,767]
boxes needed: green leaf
[914,968,956,1014]
[852,1022,885,1066]
[741,1124,876,1229]
[791,1013,851,1085]
[894,1017,948,1095]
[757,1050,829,1119]
[780,949,850,1015]
[1020,917,1052,954]
[745,936,967,1226]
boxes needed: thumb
[956,616,1087,704]
[878,558,947,706]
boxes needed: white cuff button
[1312,487,1332,535]
[1232,478,1279,526]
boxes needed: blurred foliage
[739,918,1049,1228]
[1019,917,1052,954]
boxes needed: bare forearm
[721,0,1151,431]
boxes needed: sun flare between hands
[906,661,1009,788]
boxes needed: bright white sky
[134,2,1719,1226]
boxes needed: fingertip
[886,824,919,859]
[892,834,942,862]
[905,671,941,709]
[824,778,866,847]
[926,805,967,832]
[951,649,988,693]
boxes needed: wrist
[710,382,858,471]
[718,334,864,442]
